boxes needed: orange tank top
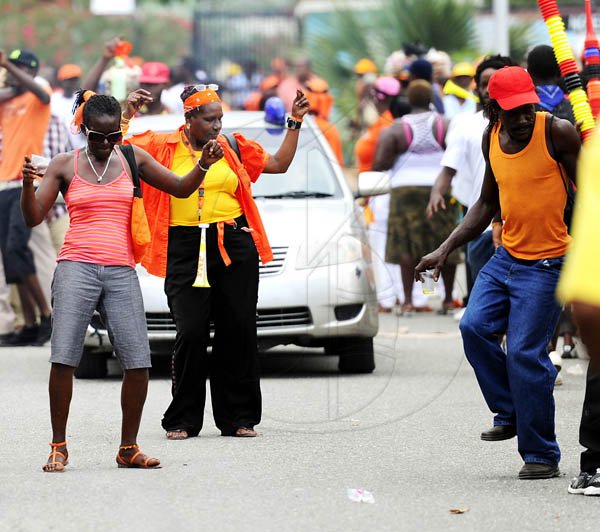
[490,112,570,260]
[58,148,135,267]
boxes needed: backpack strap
[224,133,242,163]
[120,144,142,198]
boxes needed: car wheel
[333,338,375,374]
[74,348,109,379]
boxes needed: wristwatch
[286,116,302,130]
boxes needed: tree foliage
[375,0,476,54]
[0,3,192,69]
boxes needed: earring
[186,123,190,129]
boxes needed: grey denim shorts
[50,260,151,370]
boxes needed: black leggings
[161,217,261,436]
[580,365,600,474]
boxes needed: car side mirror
[356,171,390,197]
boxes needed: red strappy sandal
[42,441,68,473]
[116,444,160,469]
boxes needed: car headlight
[296,234,363,270]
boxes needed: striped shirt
[58,148,135,267]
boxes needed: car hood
[254,197,355,247]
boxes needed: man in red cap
[415,66,581,480]
[138,61,172,115]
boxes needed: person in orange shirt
[0,49,53,346]
[355,77,400,174]
[415,67,581,480]
[122,85,310,440]
[304,78,344,167]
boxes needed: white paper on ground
[347,488,375,504]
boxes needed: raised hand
[124,89,153,119]
[103,38,121,59]
[291,90,310,119]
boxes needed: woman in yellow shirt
[124,85,309,440]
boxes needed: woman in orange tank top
[21,93,221,473]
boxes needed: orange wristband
[291,115,304,123]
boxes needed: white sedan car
[78,111,378,377]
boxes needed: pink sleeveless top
[58,148,135,268]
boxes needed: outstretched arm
[81,38,119,92]
[263,90,310,174]
[133,140,223,198]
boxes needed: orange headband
[183,90,221,114]
[71,90,96,133]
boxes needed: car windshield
[222,127,342,199]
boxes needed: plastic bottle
[111,56,127,102]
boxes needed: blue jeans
[459,246,563,465]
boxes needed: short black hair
[475,54,515,89]
[407,79,433,108]
[77,94,121,125]
[526,45,560,81]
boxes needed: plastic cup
[30,154,50,176]
[420,270,436,295]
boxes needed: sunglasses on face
[83,128,123,144]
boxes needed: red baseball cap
[488,66,540,110]
[139,62,170,84]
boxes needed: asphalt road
[0,311,596,532]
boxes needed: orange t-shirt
[0,90,51,181]
[354,110,394,173]
[490,112,570,260]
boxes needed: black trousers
[0,187,35,284]
[161,216,261,436]
[580,364,600,474]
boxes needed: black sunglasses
[83,127,123,144]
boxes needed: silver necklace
[85,148,114,183]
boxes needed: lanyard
[180,131,205,220]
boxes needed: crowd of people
[0,34,598,494]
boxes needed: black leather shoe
[1,326,39,347]
[519,463,560,480]
[480,425,516,441]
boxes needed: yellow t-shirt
[556,129,600,306]
[169,139,242,226]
